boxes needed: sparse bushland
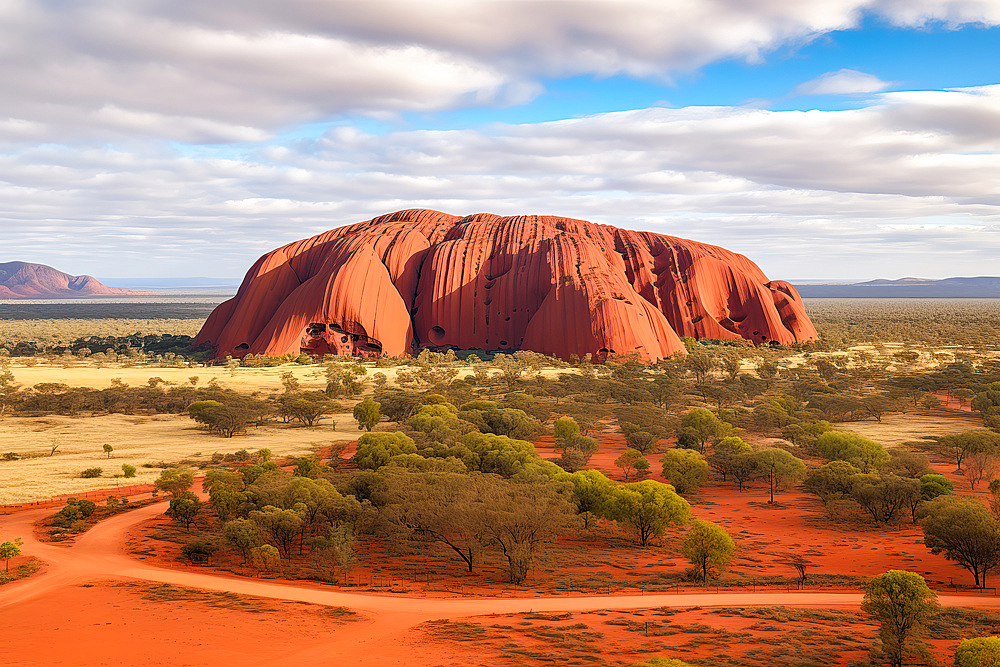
[7,298,1000,602]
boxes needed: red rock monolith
[196,209,816,361]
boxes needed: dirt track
[3,501,999,666]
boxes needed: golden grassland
[0,318,204,345]
[834,412,984,446]
[0,410,367,505]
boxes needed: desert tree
[922,495,1000,587]
[939,430,1000,473]
[559,469,615,529]
[955,637,1000,667]
[224,519,261,564]
[249,505,305,559]
[250,544,280,573]
[0,537,22,571]
[659,449,708,495]
[920,474,952,501]
[382,471,488,573]
[284,397,330,427]
[861,570,937,667]
[682,520,735,582]
[353,399,381,432]
[965,450,997,489]
[614,448,650,482]
[606,480,691,547]
[888,450,931,478]
[677,408,726,454]
[154,468,195,498]
[850,474,917,525]
[279,371,300,393]
[815,431,889,472]
[728,452,760,492]
[479,478,577,585]
[165,492,201,531]
[752,448,806,504]
[353,432,418,471]
[102,443,113,458]
[708,436,752,482]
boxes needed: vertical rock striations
[197,209,816,361]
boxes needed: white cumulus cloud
[794,69,894,96]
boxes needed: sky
[2,1,1000,283]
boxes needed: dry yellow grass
[5,359,327,392]
[835,411,983,446]
[0,318,204,345]
[0,412,366,505]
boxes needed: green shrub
[80,467,103,478]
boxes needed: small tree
[682,520,735,581]
[965,451,997,489]
[154,468,195,498]
[955,637,1000,667]
[678,408,726,453]
[561,469,615,529]
[102,443,113,459]
[920,473,952,501]
[0,537,23,571]
[250,544,280,573]
[922,495,1000,587]
[165,492,201,531]
[753,448,806,503]
[708,436,752,482]
[121,464,136,478]
[353,399,381,432]
[224,519,261,564]
[615,448,650,482]
[816,431,888,472]
[659,449,708,495]
[607,480,691,547]
[861,570,937,667]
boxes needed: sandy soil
[4,497,1000,667]
[0,413,361,504]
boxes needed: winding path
[2,501,998,665]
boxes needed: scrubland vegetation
[4,298,1000,666]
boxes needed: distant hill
[795,276,1000,298]
[0,261,153,298]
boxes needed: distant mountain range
[0,261,153,298]
[794,276,1000,298]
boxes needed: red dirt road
[3,501,1000,666]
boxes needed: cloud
[1,84,999,280]
[0,1,997,143]
[794,69,893,96]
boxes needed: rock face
[0,261,150,298]
[197,209,816,361]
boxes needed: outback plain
[2,298,1000,666]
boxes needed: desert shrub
[121,464,137,478]
[659,449,708,494]
[955,636,1000,666]
[52,498,96,527]
[80,467,103,478]
[2,452,18,461]
[181,539,221,563]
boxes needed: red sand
[3,417,998,665]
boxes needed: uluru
[196,209,816,362]
[0,261,151,299]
